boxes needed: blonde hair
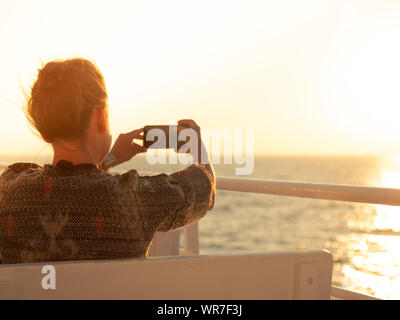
[25,58,108,143]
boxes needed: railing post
[148,230,180,257]
[183,221,199,255]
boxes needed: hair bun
[25,58,108,142]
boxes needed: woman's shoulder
[8,162,42,172]
[0,163,43,183]
[1,162,42,175]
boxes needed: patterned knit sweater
[0,160,215,264]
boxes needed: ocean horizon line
[0,152,390,158]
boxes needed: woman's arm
[120,159,215,234]
[156,119,216,231]
[111,119,215,232]
[156,161,215,232]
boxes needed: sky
[0,0,400,156]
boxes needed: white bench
[0,250,332,299]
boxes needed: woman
[0,58,215,264]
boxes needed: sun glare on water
[376,155,400,232]
[341,155,400,299]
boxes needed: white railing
[216,176,400,206]
[214,176,392,300]
[180,176,400,255]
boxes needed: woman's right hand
[177,119,205,163]
[177,119,201,137]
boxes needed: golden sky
[0,0,399,156]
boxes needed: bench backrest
[0,250,332,299]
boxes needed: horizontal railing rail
[216,176,400,206]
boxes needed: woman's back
[0,160,215,264]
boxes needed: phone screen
[143,125,187,149]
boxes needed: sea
[1,153,400,300]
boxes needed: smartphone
[143,125,188,149]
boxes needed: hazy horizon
[0,150,394,159]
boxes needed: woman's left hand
[109,128,147,166]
